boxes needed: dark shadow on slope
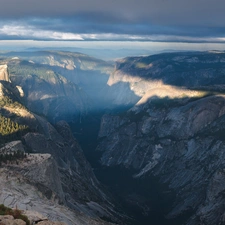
[68,104,134,167]
[95,166,193,225]
[91,94,225,225]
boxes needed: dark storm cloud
[0,0,225,41]
[1,0,225,25]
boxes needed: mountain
[3,50,225,225]
[0,51,141,115]
[0,73,123,225]
[0,50,139,164]
[96,51,225,225]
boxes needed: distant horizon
[0,40,225,60]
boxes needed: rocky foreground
[0,151,114,225]
[0,214,66,225]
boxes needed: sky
[0,0,225,43]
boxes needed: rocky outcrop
[0,213,66,225]
[0,215,26,225]
[15,86,24,97]
[0,141,25,154]
[36,222,66,225]
[0,151,115,225]
[0,65,10,82]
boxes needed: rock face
[4,49,225,225]
[7,59,89,122]
[22,120,119,221]
[107,51,225,105]
[0,155,113,225]
[0,211,68,225]
[0,64,10,82]
[0,80,120,225]
[0,140,25,154]
[96,51,225,225]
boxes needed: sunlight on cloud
[51,32,83,40]
[81,33,149,40]
[0,25,84,40]
[1,24,225,43]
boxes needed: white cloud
[0,24,225,43]
[80,33,225,43]
[0,25,84,40]
[0,25,147,41]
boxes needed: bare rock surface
[0,76,122,224]
[0,65,10,82]
[0,154,115,225]
[0,213,66,225]
[97,52,225,224]
[0,141,25,154]
[0,216,26,225]
[97,94,225,224]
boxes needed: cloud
[1,23,225,43]
[1,0,225,27]
[0,0,225,42]
[0,25,84,40]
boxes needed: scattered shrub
[0,204,30,225]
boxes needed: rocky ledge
[0,214,66,225]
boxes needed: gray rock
[0,215,26,225]
[96,51,225,224]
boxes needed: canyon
[1,50,225,224]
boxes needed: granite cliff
[0,78,121,225]
[0,151,115,225]
[0,64,10,82]
[96,51,225,225]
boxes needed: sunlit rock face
[16,85,24,97]
[0,64,10,82]
[105,51,225,110]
